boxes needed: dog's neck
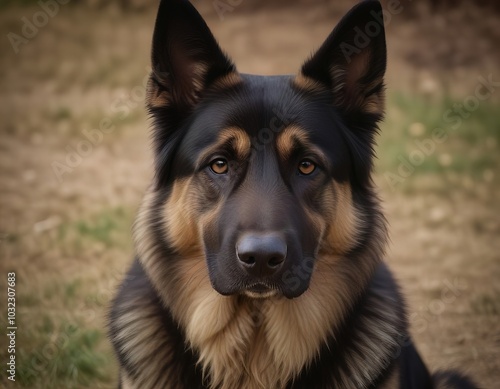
[160,261,404,389]
[176,263,353,389]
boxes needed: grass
[57,207,134,252]
[74,207,130,247]
[15,319,113,388]
[0,207,133,388]
[49,106,73,122]
[471,293,500,315]
[375,92,500,192]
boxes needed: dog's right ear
[147,0,237,115]
[147,0,239,188]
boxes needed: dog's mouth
[242,283,279,299]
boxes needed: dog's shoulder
[108,259,205,388]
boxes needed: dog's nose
[236,233,287,277]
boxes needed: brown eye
[298,160,316,175]
[210,159,228,174]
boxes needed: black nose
[236,233,287,277]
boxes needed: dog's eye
[298,160,316,175]
[210,159,229,174]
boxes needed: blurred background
[0,0,499,387]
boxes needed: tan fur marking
[263,274,345,380]
[293,73,326,93]
[275,125,328,164]
[320,181,362,255]
[328,53,385,115]
[163,178,201,256]
[364,89,385,115]
[298,45,382,119]
[146,75,171,108]
[330,65,347,99]
[146,70,241,109]
[211,72,243,90]
[196,127,251,170]
[218,127,251,160]
[169,203,226,329]
[134,187,164,271]
[302,206,328,252]
[276,126,306,161]
[120,372,134,389]
[178,281,347,389]
[134,186,209,314]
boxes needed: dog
[108,1,478,388]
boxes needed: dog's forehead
[179,73,350,176]
[213,74,346,144]
[182,74,297,145]
[218,73,299,134]
[187,74,324,141]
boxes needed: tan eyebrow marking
[276,126,310,160]
[197,127,251,168]
[276,126,328,169]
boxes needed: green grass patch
[0,271,120,388]
[57,206,134,253]
[471,293,500,315]
[15,319,113,388]
[376,92,500,191]
[44,278,83,304]
[50,106,73,122]
[75,207,131,247]
[18,291,42,308]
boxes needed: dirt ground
[0,1,499,388]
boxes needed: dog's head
[143,0,386,299]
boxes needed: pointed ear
[147,0,239,114]
[297,1,386,117]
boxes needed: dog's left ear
[298,0,386,117]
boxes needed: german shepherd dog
[109,1,477,388]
